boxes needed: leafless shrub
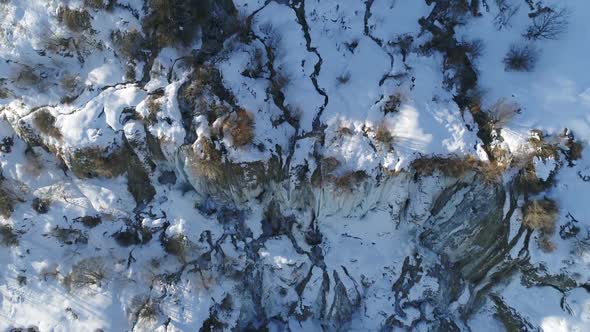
[0,224,18,246]
[63,257,108,291]
[374,123,393,145]
[32,197,51,214]
[461,38,485,62]
[487,98,520,129]
[51,227,88,245]
[74,215,102,228]
[493,0,520,30]
[58,7,92,33]
[336,72,351,85]
[0,188,15,219]
[525,7,569,40]
[384,92,404,114]
[163,234,191,262]
[523,198,558,252]
[503,43,538,72]
[32,109,62,140]
[130,295,161,325]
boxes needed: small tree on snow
[525,7,569,40]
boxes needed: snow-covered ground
[0,0,589,331]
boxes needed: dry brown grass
[32,109,62,140]
[68,145,128,178]
[411,155,504,183]
[58,7,92,33]
[186,138,223,181]
[523,198,558,252]
[227,109,255,147]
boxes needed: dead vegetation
[111,29,145,61]
[32,109,62,140]
[487,98,520,129]
[522,199,558,252]
[63,257,108,291]
[58,7,92,33]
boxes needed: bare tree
[525,7,569,40]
